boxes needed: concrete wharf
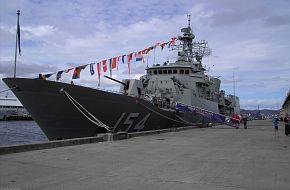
[0,120,289,190]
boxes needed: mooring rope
[62,89,110,131]
[65,91,107,127]
[0,86,17,94]
[136,100,196,126]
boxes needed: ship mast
[187,14,191,28]
[176,14,195,63]
[175,15,211,66]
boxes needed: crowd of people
[230,113,248,129]
[272,114,289,137]
[229,113,290,137]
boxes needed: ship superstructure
[119,16,239,117]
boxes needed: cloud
[264,15,290,27]
[0,24,56,37]
[0,60,59,77]
[22,25,56,37]
[241,98,283,110]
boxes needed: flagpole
[233,71,236,113]
[14,10,20,78]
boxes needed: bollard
[104,133,114,141]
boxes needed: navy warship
[3,16,240,140]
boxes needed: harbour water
[0,120,48,146]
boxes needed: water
[0,120,48,146]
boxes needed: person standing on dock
[284,114,289,136]
[231,114,240,129]
[242,113,248,129]
[272,115,279,138]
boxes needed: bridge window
[168,70,172,74]
[180,69,184,74]
[153,70,157,75]
[173,70,177,74]
[185,70,189,74]
[163,70,167,74]
[158,70,162,75]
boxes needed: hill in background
[240,109,279,119]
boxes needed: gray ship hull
[3,78,194,140]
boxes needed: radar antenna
[193,40,212,58]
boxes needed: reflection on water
[0,120,48,146]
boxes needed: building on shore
[0,98,31,120]
[281,90,290,117]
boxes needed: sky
[0,0,289,110]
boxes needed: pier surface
[0,120,289,190]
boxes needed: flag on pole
[121,55,126,64]
[127,53,133,63]
[17,10,21,56]
[39,73,53,79]
[64,68,73,73]
[169,37,177,47]
[136,51,144,62]
[136,55,142,62]
[97,62,101,86]
[90,63,95,75]
[142,48,148,54]
[39,74,46,80]
[112,57,117,69]
[109,58,112,77]
[117,56,121,70]
[160,42,168,50]
[102,60,107,72]
[13,10,21,78]
[72,67,80,79]
[127,53,133,74]
[56,71,63,81]
[144,46,154,54]
[44,73,53,78]
[72,65,87,79]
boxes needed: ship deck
[0,120,290,189]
